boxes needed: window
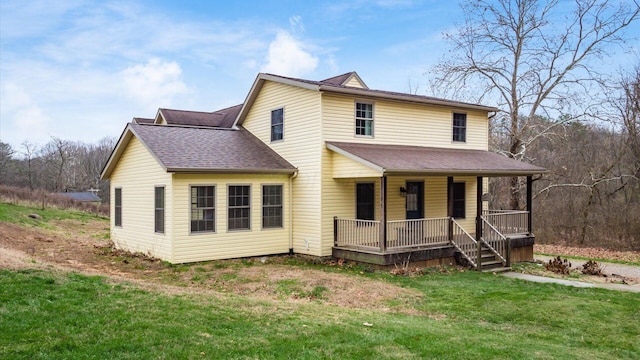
[452,182,466,219]
[114,188,122,227]
[356,183,375,220]
[154,186,165,233]
[228,185,250,230]
[271,108,284,141]
[355,102,373,136]
[191,186,215,233]
[262,185,283,228]
[453,113,467,142]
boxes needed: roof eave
[318,85,499,112]
[326,142,384,173]
[166,167,297,174]
[234,73,321,127]
[383,169,548,176]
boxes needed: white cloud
[0,82,51,146]
[289,15,305,33]
[120,59,189,109]
[261,31,318,77]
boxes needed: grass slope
[1,268,638,359]
[0,202,106,228]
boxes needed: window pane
[155,187,165,233]
[271,108,284,141]
[229,186,250,230]
[115,188,122,227]
[262,185,283,228]
[191,186,215,233]
[453,113,467,142]
[355,103,373,136]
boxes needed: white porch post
[379,176,387,253]
[527,175,533,235]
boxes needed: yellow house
[101,71,546,270]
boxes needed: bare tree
[0,142,15,184]
[39,137,73,192]
[432,0,640,209]
[619,65,640,180]
[19,141,40,191]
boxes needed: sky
[1,0,639,150]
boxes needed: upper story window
[271,108,284,142]
[355,102,373,137]
[453,113,467,142]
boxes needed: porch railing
[480,217,508,266]
[333,218,380,250]
[386,217,449,248]
[450,219,477,268]
[482,210,529,235]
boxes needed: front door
[405,181,424,219]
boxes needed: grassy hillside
[0,202,639,359]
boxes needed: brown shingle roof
[132,117,154,124]
[129,124,296,173]
[327,142,546,176]
[158,104,242,128]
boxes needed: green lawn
[1,267,638,359]
[0,202,106,228]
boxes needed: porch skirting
[332,235,534,267]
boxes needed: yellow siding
[170,173,290,263]
[345,76,365,88]
[322,94,488,150]
[110,136,173,261]
[331,152,380,178]
[320,94,488,254]
[242,81,324,256]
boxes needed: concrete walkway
[502,272,640,293]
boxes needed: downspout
[288,170,299,255]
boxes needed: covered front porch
[333,208,534,269]
[326,142,546,270]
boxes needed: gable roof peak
[320,71,368,89]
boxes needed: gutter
[319,85,499,112]
[165,167,297,174]
[288,170,299,255]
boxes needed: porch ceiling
[327,142,547,177]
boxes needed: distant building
[54,191,102,203]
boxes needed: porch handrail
[482,210,529,235]
[386,217,449,249]
[334,218,380,250]
[450,219,477,268]
[480,216,509,266]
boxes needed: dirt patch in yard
[535,244,640,263]
[0,220,423,313]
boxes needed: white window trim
[354,101,374,138]
[270,107,285,143]
[154,185,165,235]
[189,184,217,235]
[452,111,467,143]
[261,183,284,230]
[114,187,122,228]
[227,184,252,232]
